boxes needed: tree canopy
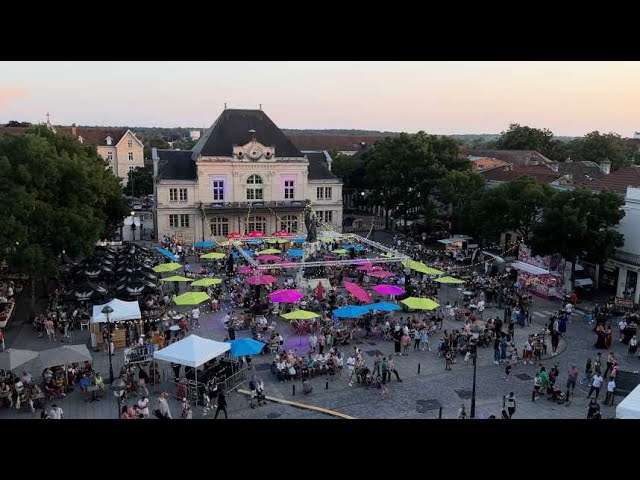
[0,126,128,278]
[437,170,485,235]
[126,166,154,197]
[567,131,632,171]
[493,123,556,157]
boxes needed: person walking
[213,388,228,419]
[628,335,638,355]
[588,373,604,399]
[347,354,356,386]
[155,392,172,419]
[181,398,193,419]
[604,377,616,406]
[256,377,266,405]
[457,404,467,419]
[566,364,579,395]
[0,329,5,352]
[387,356,402,382]
[580,358,593,385]
[420,328,430,351]
[503,392,516,418]
[49,404,64,419]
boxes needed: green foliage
[4,120,32,127]
[0,125,128,277]
[437,170,485,234]
[529,188,625,271]
[331,150,367,191]
[567,131,632,171]
[142,136,169,160]
[493,123,556,156]
[127,166,154,197]
[470,176,554,242]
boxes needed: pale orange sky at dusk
[1,61,639,136]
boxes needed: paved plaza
[2,269,633,420]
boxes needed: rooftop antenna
[259,104,262,110]
[224,102,227,109]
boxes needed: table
[169,325,180,332]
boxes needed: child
[504,363,512,381]
[464,351,472,366]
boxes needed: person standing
[387,356,402,382]
[156,392,172,419]
[566,364,579,394]
[628,335,638,355]
[580,358,593,385]
[503,392,516,418]
[588,373,604,399]
[347,354,356,386]
[214,388,228,419]
[457,404,467,419]
[181,398,193,419]
[587,398,601,419]
[604,378,616,406]
[256,377,266,405]
[0,329,4,352]
[49,404,64,419]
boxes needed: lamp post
[111,377,126,418]
[130,211,137,241]
[470,340,478,419]
[101,305,115,383]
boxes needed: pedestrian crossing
[532,309,586,318]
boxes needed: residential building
[154,109,342,244]
[464,149,555,166]
[190,130,201,141]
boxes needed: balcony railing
[207,200,306,210]
[612,250,640,267]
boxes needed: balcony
[612,250,640,267]
[206,200,306,212]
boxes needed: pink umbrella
[369,270,396,278]
[246,275,277,285]
[247,230,264,238]
[373,285,406,296]
[238,266,255,274]
[343,281,372,304]
[269,289,304,303]
[257,254,282,262]
[356,264,373,271]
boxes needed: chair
[80,318,90,331]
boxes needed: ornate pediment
[232,130,275,162]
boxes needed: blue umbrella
[227,338,266,356]
[195,241,216,248]
[333,305,370,318]
[155,247,179,261]
[342,244,364,252]
[366,302,401,312]
[293,237,306,244]
[232,251,255,259]
[287,249,303,257]
[246,240,264,245]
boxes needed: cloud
[0,86,27,108]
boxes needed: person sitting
[79,374,93,401]
[21,371,33,386]
[83,361,93,373]
[94,373,105,397]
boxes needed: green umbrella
[259,248,281,255]
[281,310,320,320]
[266,239,289,244]
[333,249,349,254]
[435,276,464,284]
[190,278,223,286]
[403,260,444,275]
[174,291,211,306]
[163,275,192,282]
[200,252,226,260]
[401,297,440,310]
[152,262,182,273]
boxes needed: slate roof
[588,165,640,195]
[479,164,561,184]
[156,150,197,181]
[288,135,387,152]
[193,109,303,158]
[556,161,605,183]
[464,149,552,165]
[304,151,339,181]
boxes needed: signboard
[124,345,153,365]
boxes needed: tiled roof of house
[588,165,640,194]
[470,156,508,172]
[479,164,561,184]
[556,161,605,186]
[0,126,30,138]
[464,149,552,165]
[193,109,303,158]
[156,150,197,181]
[57,127,128,146]
[288,135,387,152]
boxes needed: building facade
[154,109,342,244]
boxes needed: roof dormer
[106,136,113,146]
[78,136,84,144]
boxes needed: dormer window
[106,136,113,146]
[78,136,84,144]
[128,139,133,148]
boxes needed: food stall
[509,261,564,300]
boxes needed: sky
[1,61,639,136]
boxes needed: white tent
[92,299,142,324]
[153,334,230,368]
[616,384,640,419]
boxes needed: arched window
[280,215,298,233]
[246,174,263,200]
[246,216,266,234]
[210,217,229,237]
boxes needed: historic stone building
[153,109,343,244]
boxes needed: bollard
[326,379,329,390]
[566,389,570,404]
[438,407,442,419]
[292,384,295,396]
[418,363,421,374]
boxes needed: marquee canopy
[508,261,550,276]
[153,335,230,368]
[91,299,142,324]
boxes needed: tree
[4,120,32,127]
[529,188,625,289]
[493,123,556,158]
[470,176,554,244]
[143,136,169,160]
[127,166,154,197]
[568,131,632,171]
[437,170,485,235]
[0,126,128,307]
[362,132,469,230]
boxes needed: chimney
[549,161,559,173]
[360,141,367,150]
[71,123,77,136]
[249,129,256,142]
[152,148,159,178]
[323,150,333,171]
[600,160,611,175]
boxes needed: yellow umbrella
[152,263,182,273]
[259,249,281,255]
[401,297,440,310]
[333,249,349,254]
[402,260,444,275]
[162,275,192,282]
[200,252,225,260]
[435,276,464,284]
[281,310,320,320]
[190,278,223,286]
[174,291,210,306]
[218,241,231,247]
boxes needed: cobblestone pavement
[1,274,634,420]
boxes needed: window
[180,214,190,228]
[129,166,135,172]
[169,188,178,202]
[280,215,298,233]
[316,211,323,222]
[324,187,332,200]
[169,214,178,228]
[179,188,188,202]
[128,152,134,161]
[106,165,113,171]
[246,216,266,233]
[106,151,113,161]
[247,174,263,200]
[284,180,295,199]
[317,187,324,200]
[128,139,133,148]
[325,210,333,223]
[212,180,224,201]
[210,217,229,237]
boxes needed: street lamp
[111,378,126,418]
[470,340,478,418]
[130,211,137,241]
[101,305,115,383]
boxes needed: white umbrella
[0,349,39,371]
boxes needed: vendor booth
[437,235,477,251]
[509,261,564,299]
[91,299,142,351]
